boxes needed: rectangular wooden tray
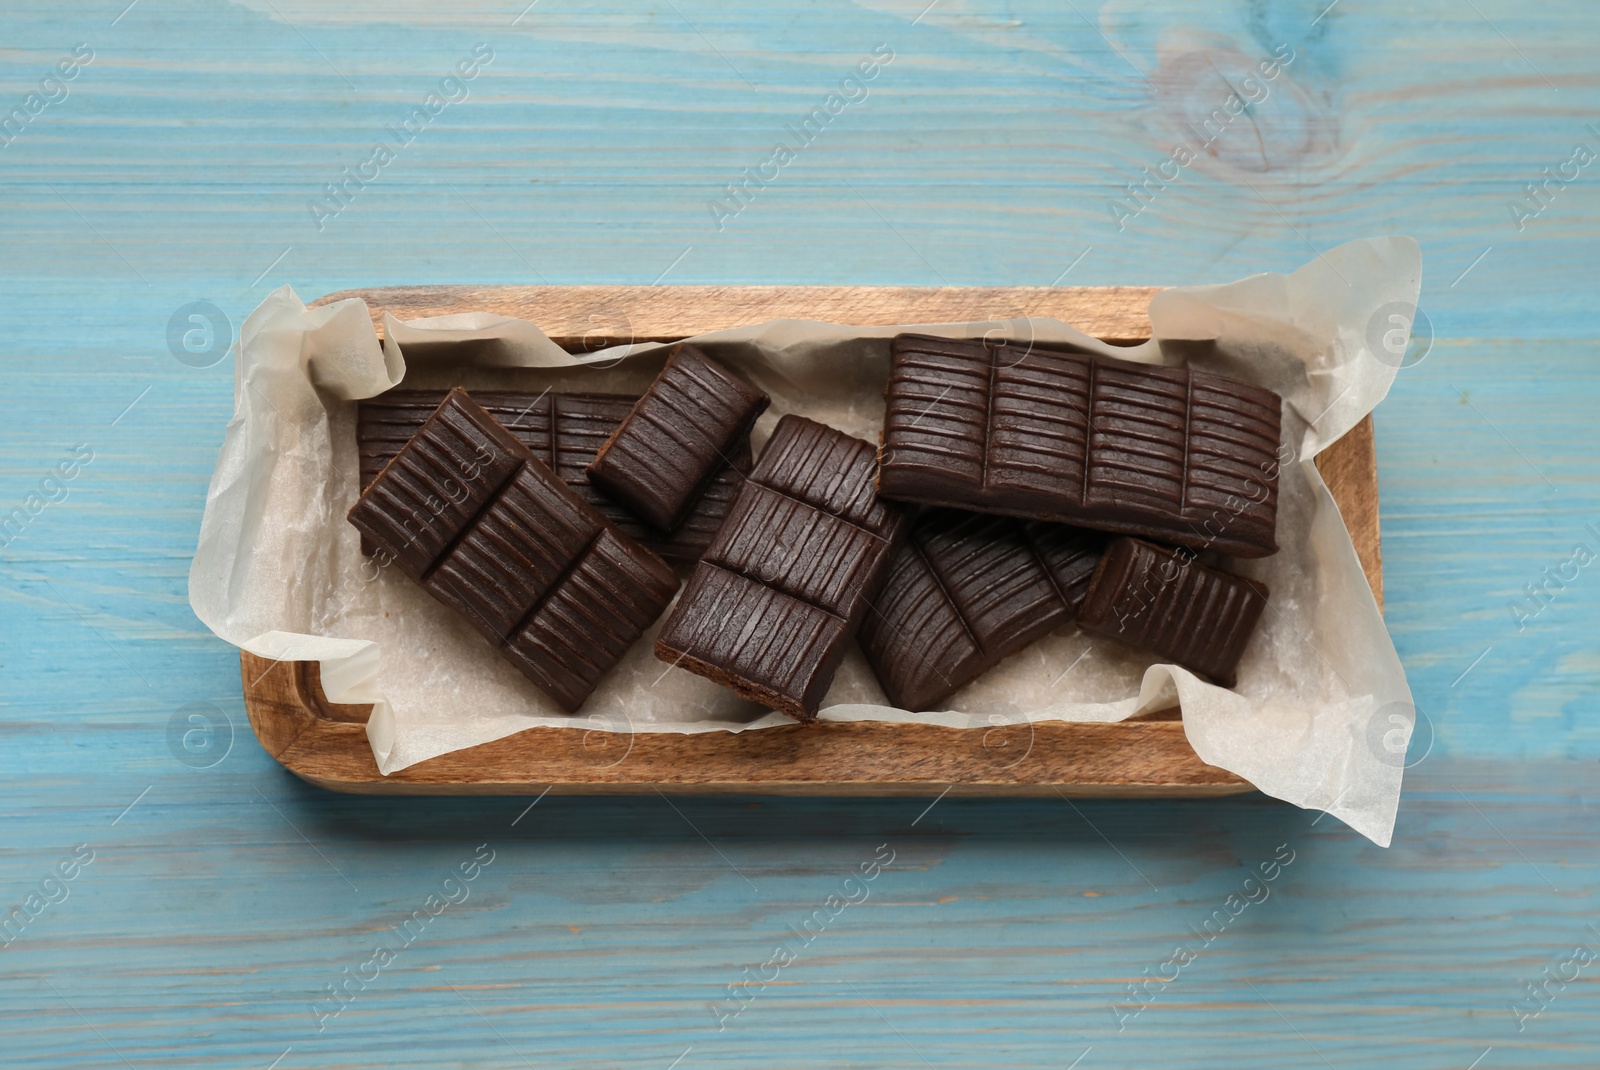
[241,285,1382,796]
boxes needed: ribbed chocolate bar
[859,510,1103,710]
[878,335,1283,558]
[358,389,750,565]
[348,388,678,712]
[654,415,908,720]
[1077,537,1268,688]
[588,346,769,532]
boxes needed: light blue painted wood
[1,1,1597,1066]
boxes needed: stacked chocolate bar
[865,334,1278,703]
[351,347,769,712]
[348,332,1282,720]
[357,386,750,565]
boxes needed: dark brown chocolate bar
[859,510,1103,710]
[878,335,1283,558]
[654,415,908,720]
[348,388,678,712]
[1077,537,1268,688]
[358,389,750,565]
[588,346,769,532]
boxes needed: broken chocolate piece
[348,388,678,711]
[587,346,769,532]
[654,414,907,720]
[358,389,750,565]
[1077,536,1269,688]
[859,510,1103,710]
[877,334,1283,558]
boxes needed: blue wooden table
[3,2,1597,1066]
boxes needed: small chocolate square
[1077,536,1269,688]
[654,564,851,717]
[350,395,525,579]
[503,529,687,712]
[424,464,602,644]
[587,346,769,532]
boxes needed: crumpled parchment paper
[190,236,1420,845]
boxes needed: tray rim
[240,283,1382,796]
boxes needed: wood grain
[1316,411,1383,610]
[312,284,1160,345]
[244,653,1249,795]
[9,3,1597,1065]
[250,284,1379,795]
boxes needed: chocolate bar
[878,335,1283,558]
[348,388,678,711]
[1077,537,1268,688]
[588,346,769,532]
[654,415,908,720]
[358,389,750,564]
[859,510,1103,710]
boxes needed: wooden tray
[242,285,1382,796]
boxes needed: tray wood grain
[244,284,1382,796]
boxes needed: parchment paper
[190,236,1420,845]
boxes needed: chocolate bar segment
[859,510,1103,710]
[349,389,678,712]
[1023,520,1105,611]
[1077,537,1268,688]
[358,389,750,565]
[587,346,769,532]
[424,463,601,643]
[655,415,907,720]
[349,394,526,579]
[878,335,1283,558]
[502,528,684,712]
[659,564,853,717]
[660,453,750,558]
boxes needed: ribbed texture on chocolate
[755,411,902,536]
[358,390,554,493]
[712,484,892,622]
[987,347,1092,499]
[1184,377,1281,542]
[878,335,1283,558]
[859,510,1103,710]
[655,415,908,720]
[1077,537,1269,688]
[348,389,677,712]
[587,346,769,532]
[350,394,525,579]
[503,529,681,712]
[424,465,601,644]
[358,388,750,565]
[658,564,851,716]
[664,460,749,562]
[1023,520,1104,610]
[878,341,990,485]
[859,542,987,712]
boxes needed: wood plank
[1316,412,1383,610]
[244,654,1249,796]
[247,284,1379,795]
[312,284,1159,345]
[10,4,1600,1066]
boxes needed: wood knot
[1151,45,1335,173]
